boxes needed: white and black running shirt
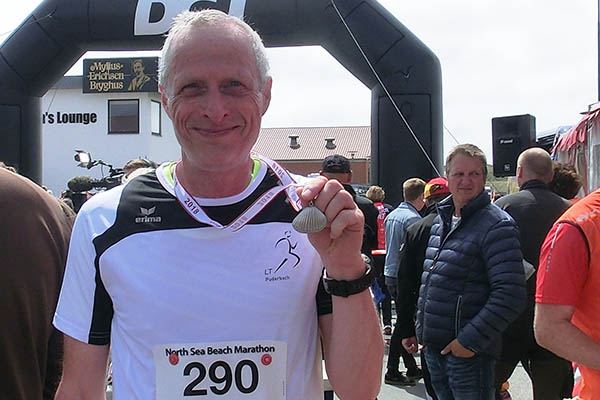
[54,160,332,400]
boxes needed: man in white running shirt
[53,9,383,400]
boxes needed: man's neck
[519,178,547,189]
[406,200,420,211]
[176,157,254,198]
[452,201,463,217]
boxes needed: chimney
[325,137,336,149]
[288,135,300,149]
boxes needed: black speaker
[492,114,536,177]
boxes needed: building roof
[253,126,370,161]
[52,76,83,90]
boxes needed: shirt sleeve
[383,217,401,277]
[535,222,589,306]
[53,208,112,345]
[315,272,332,316]
[395,229,420,338]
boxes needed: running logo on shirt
[264,231,302,282]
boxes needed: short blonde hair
[366,185,385,202]
[403,178,426,201]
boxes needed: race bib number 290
[153,340,286,399]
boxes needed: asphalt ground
[370,333,534,400]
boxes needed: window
[151,100,161,136]
[108,99,139,134]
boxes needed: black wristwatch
[322,255,376,297]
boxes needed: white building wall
[146,98,182,164]
[41,84,180,195]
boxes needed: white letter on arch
[134,0,248,36]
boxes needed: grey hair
[445,143,488,177]
[159,9,270,94]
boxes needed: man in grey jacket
[416,144,526,400]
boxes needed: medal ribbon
[173,154,302,232]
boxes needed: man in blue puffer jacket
[416,144,526,400]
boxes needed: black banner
[83,57,159,93]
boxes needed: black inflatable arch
[0,0,442,205]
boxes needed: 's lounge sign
[83,57,159,94]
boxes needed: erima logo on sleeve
[136,206,162,223]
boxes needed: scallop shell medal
[292,205,327,234]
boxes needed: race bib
[153,340,287,399]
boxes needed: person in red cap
[397,176,450,399]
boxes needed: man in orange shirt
[535,188,600,399]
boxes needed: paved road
[329,333,534,400]
[373,341,534,400]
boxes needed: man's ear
[516,165,523,179]
[159,85,172,118]
[261,77,273,116]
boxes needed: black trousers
[378,275,392,327]
[494,340,573,400]
[386,284,418,373]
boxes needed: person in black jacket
[320,155,378,256]
[397,177,450,399]
[494,148,573,400]
[416,144,526,400]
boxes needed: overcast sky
[1,0,597,160]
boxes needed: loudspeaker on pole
[492,114,536,177]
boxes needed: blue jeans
[423,346,495,400]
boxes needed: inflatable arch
[0,0,442,205]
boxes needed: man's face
[133,62,144,76]
[161,25,271,172]
[447,154,486,209]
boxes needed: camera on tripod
[69,150,124,192]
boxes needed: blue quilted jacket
[416,190,526,358]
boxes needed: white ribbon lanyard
[173,155,302,232]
